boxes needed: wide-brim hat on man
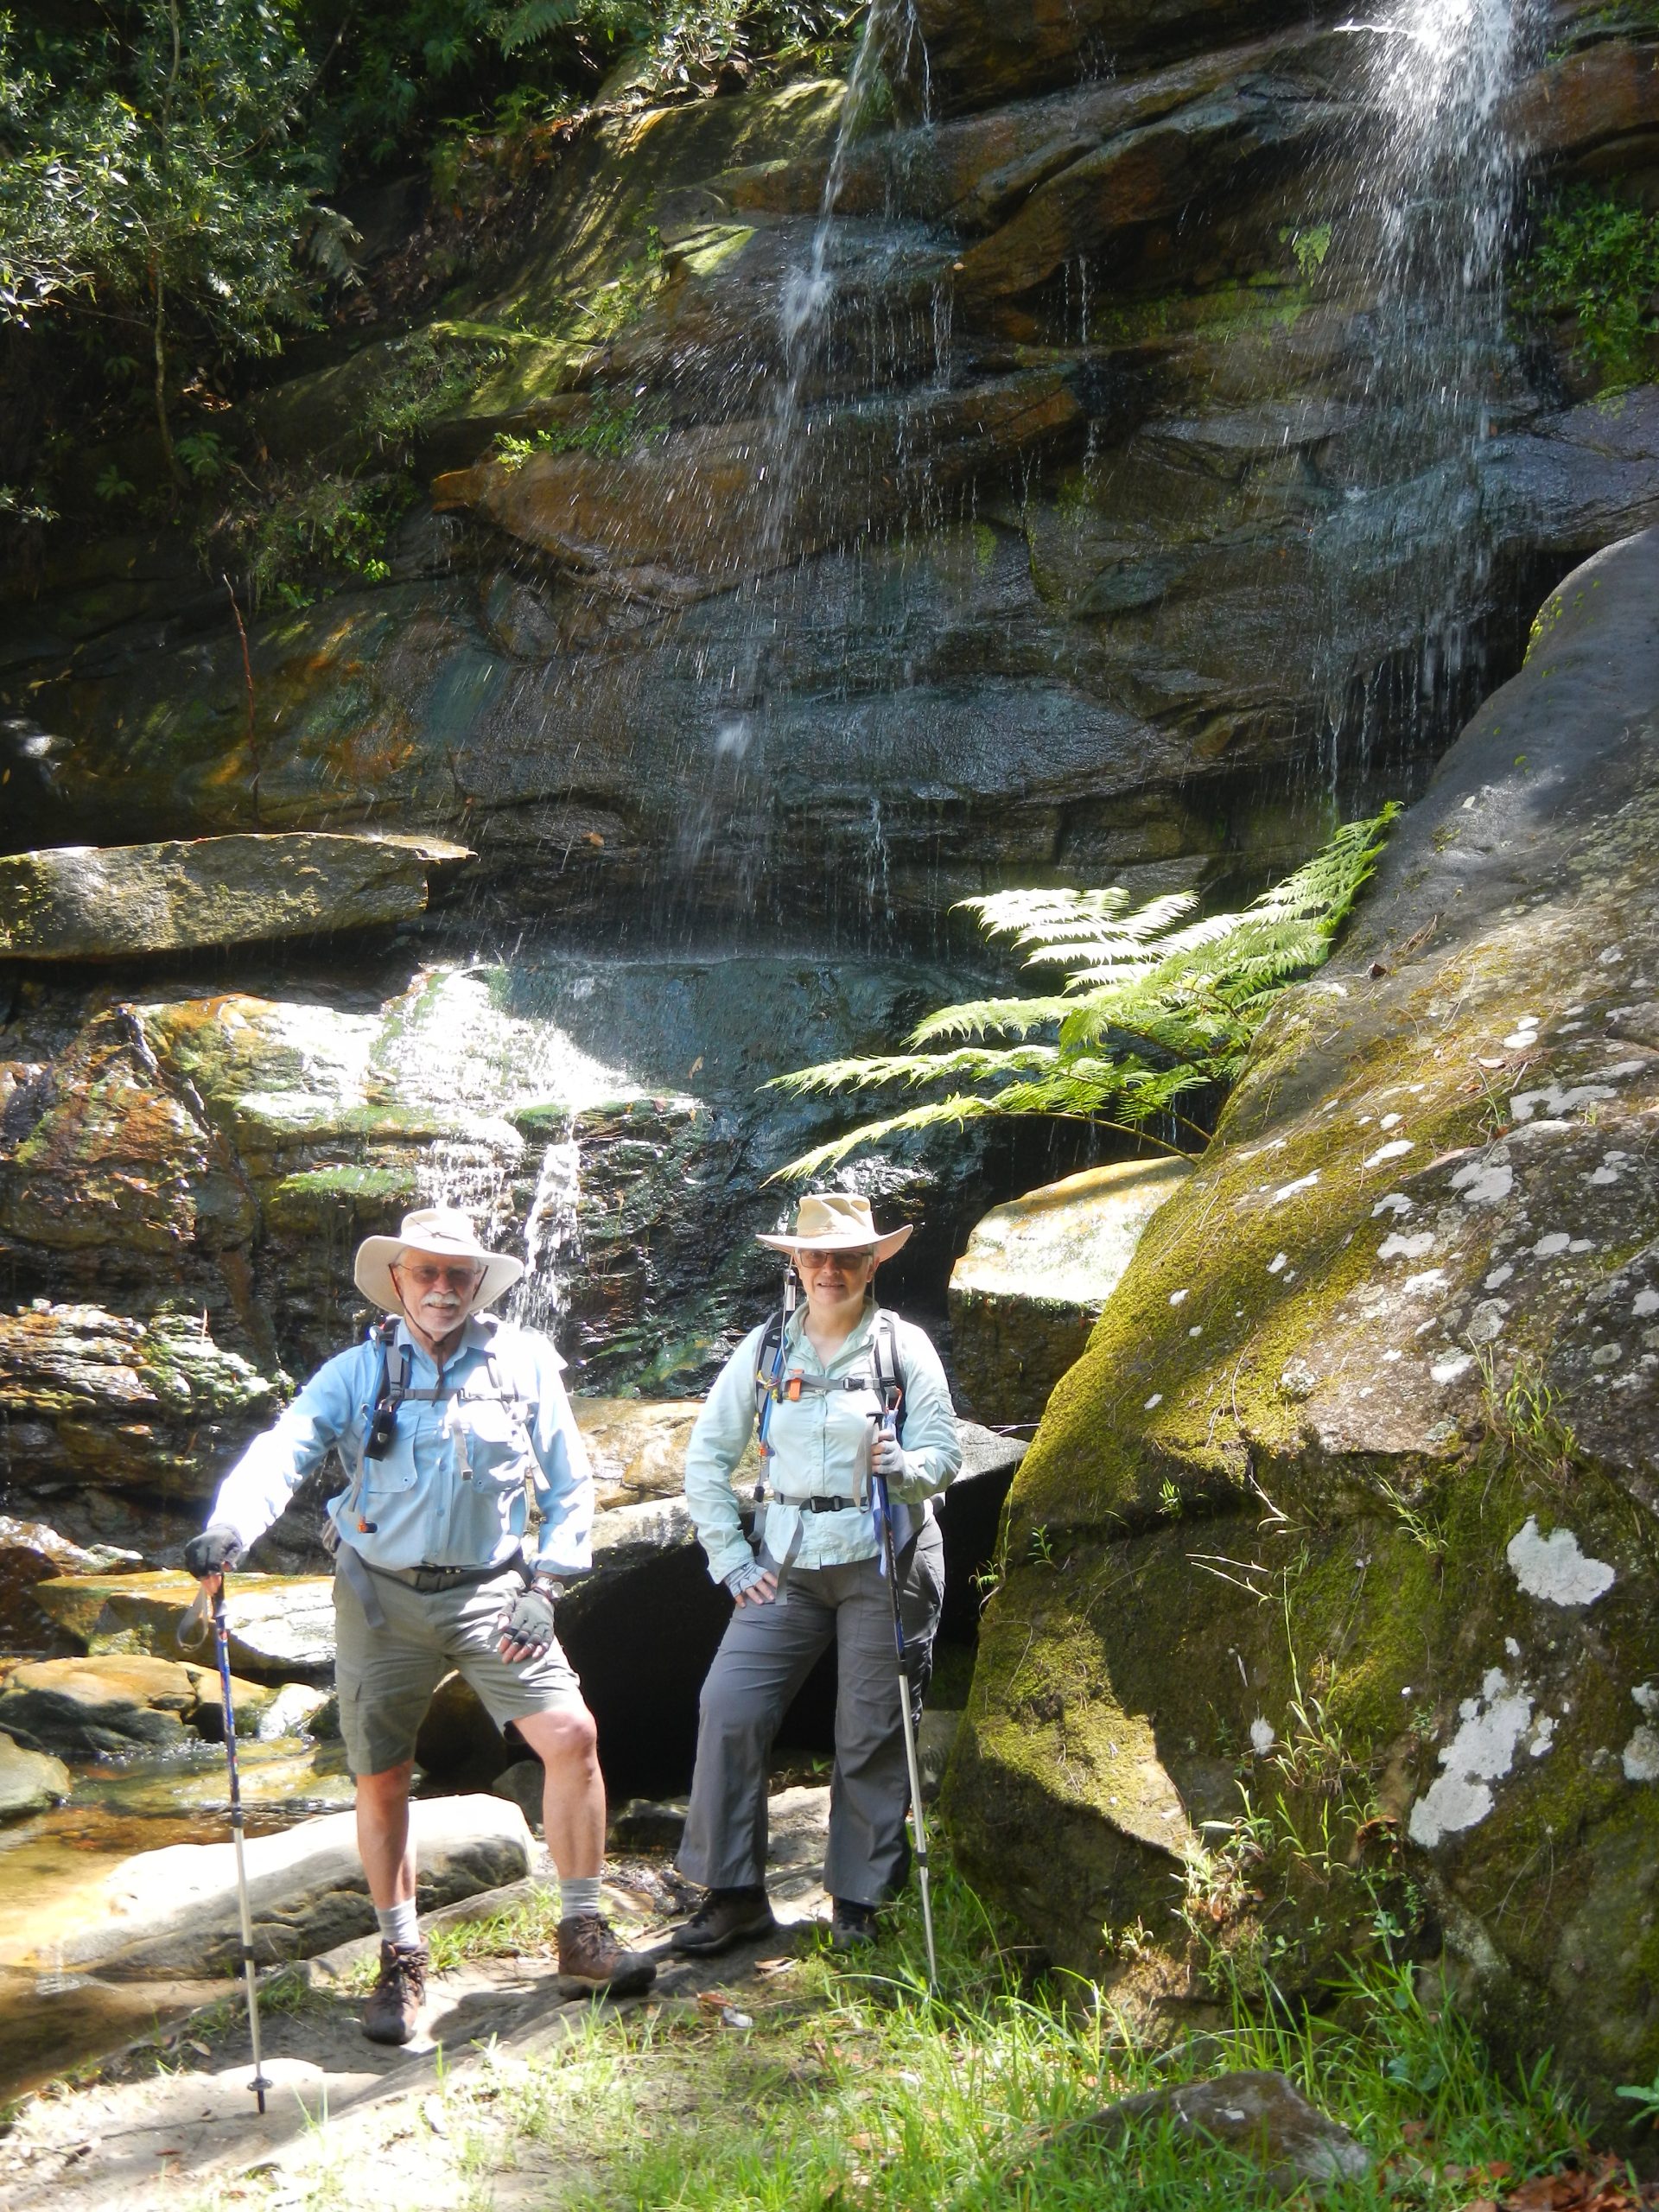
[355,1206,525,1315]
[756,1192,912,1261]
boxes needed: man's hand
[496,1580,559,1662]
[724,1560,779,1608]
[182,1523,242,1593]
[869,1427,908,1482]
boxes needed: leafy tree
[766,809,1396,1179]
[1516,186,1659,391]
[0,1,340,478]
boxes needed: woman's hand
[870,1426,908,1481]
[725,1560,779,1607]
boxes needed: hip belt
[335,1545,520,1629]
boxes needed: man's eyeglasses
[393,1262,484,1290]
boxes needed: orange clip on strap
[785,1376,804,1401]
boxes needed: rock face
[0,835,473,961]
[30,1571,336,1682]
[950,1159,1192,1421]
[946,531,1659,2117]
[49,1794,532,1973]
[0,1729,70,1820]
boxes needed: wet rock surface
[0,1730,69,1820]
[948,530,1659,2116]
[949,1158,1192,1421]
[0,1653,272,1759]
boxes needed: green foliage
[218,467,408,607]
[0,1,336,473]
[1516,187,1659,390]
[492,386,664,465]
[766,809,1397,1180]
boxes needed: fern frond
[762,1044,1055,1096]
[907,995,1077,1045]
[766,1093,998,1181]
[493,0,582,54]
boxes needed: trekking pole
[180,1580,271,2114]
[870,1395,938,1994]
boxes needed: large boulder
[946,530,1659,2120]
[47,1794,532,1973]
[30,1571,336,1682]
[950,1159,1193,1421]
[0,834,473,961]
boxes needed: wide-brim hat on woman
[757,1192,913,1261]
[354,1205,525,1315]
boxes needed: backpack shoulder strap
[870,1309,907,1439]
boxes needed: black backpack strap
[870,1310,906,1441]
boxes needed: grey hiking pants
[678,1518,944,1907]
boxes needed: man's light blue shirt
[208,1313,593,1577]
[683,1304,961,1587]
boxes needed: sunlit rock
[0,1730,70,1821]
[950,1158,1193,1421]
[0,1653,273,1759]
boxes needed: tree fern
[765,806,1395,1181]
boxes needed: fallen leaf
[754,1956,795,1976]
[184,2039,212,2058]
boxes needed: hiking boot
[362,1941,429,2045]
[669,1885,779,1957]
[830,1898,878,1952]
[556,1912,657,1997]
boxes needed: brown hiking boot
[362,1941,429,2045]
[556,1912,657,1997]
[669,1885,779,1957]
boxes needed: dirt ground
[0,1787,834,2212]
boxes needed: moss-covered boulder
[945,528,1659,2119]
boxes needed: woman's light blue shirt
[684,1303,961,1587]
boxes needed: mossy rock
[944,529,1659,2124]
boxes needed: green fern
[765,807,1396,1181]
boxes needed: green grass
[308,1866,1587,2212]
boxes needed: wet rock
[576,1399,702,1508]
[0,1653,272,1759]
[30,1571,336,1684]
[0,834,474,962]
[607,1796,689,1850]
[950,1158,1193,1421]
[254,1681,332,1740]
[0,1729,70,1820]
[1065,2072,1370,2197]
[0,1513,143,1649]
[50,1794,533,1973]
[948,531,1659,2118]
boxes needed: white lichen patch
[1271,1173,1319,1205]
[1268,1252,1288,1274]
[1249,1718,1275,1756]
[1364,1140,1415,1167]
[1430,1350,1474,1384]
[1506,1516,1616,1608]
[1511,1081,1615,1122]
[1634,1290,1659,1319]
[1485,1263,1515,1288]
[1622,1728,1659,1783]
[1169,1289,1189,1306]
[1379,1231,1436,1260]
[1451,1160,1514,1205]
[1533,1232,1571,1258]
[1373,1192,1414,1217]
[1408,1667,1535,1847]
[1588,1151,1632,1186]
[1402,1268,1449,1294]
[1144,1393,1162,1411]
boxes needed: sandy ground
[0,1786,834,2212]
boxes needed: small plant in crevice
[492,387,665,467]
[1514,185,1659,391]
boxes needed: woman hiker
[671,1192,961,1956]
[182,1205,655,2044]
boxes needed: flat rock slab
[1067,2071,1371,2197]
[0,832,474,960]
[950,1158,1192,1421]
[52,1793,533,1974]
[0,1728,70,1819]
[33,1570,337,1682]
[0,1653,271,1759]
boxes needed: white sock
[377,1898,420,1950]
[560,1874,602,1921]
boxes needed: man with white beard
[182,1206,653,2044]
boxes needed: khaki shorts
[334,1561,586,1777]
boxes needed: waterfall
[512,1132,583,1332]
[1312,0,1543,795]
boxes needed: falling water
[1312,0,1543,794]
[512,1132,583,1332]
